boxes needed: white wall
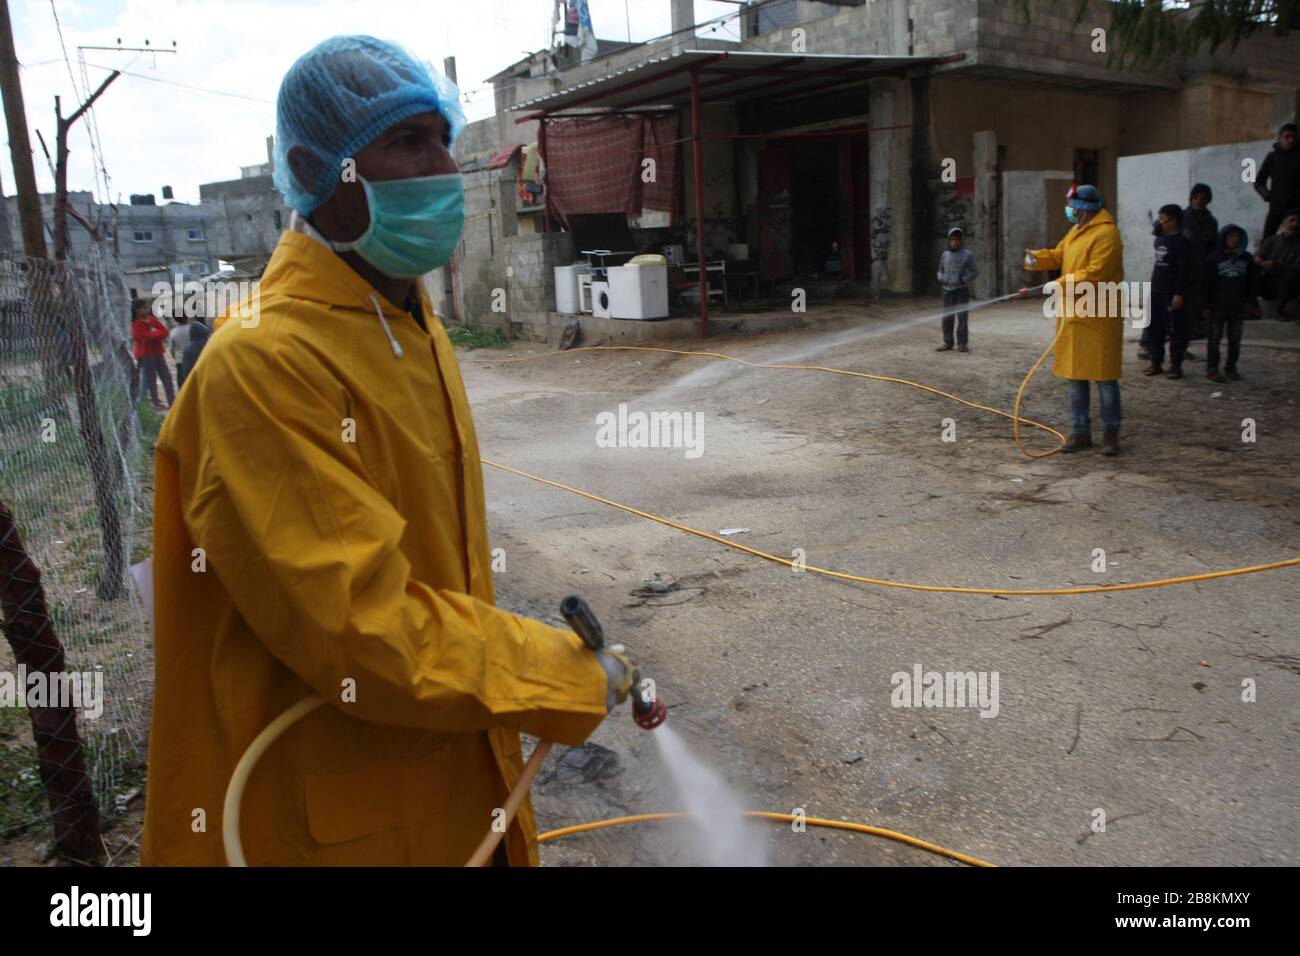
[1117,139,1273,283]
[1001,169,1073,294]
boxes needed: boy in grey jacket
[937,227,978,352]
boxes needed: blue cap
[273,36,466,215]
[1066,184,1103,212]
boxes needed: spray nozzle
[561,595,667,730]
[632,683,668,730]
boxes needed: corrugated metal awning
[484,144,523,170]
[509,49,951,117]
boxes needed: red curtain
[642,112,680,216]
[542,115,644,224]
[542,112,681,225]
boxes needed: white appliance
[554,264,589,314]
[591,280,612,318]
[578,274,594,314]
[607,263,669,319]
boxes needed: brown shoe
[1101,429,1119,456]
[1061,433,1092,453]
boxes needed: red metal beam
[691,67,707,338]
[512,53,964,122]
[700,60,895,104]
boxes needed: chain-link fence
[0,246,154,859]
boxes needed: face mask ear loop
[369,292,404,359]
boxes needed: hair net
[273,36,466,215]
[1065,183,1102,212]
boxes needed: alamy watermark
[891,664,1000,718]
[151,272,260,328]
[595,403,704,459]
[0,665,104,720]
[1042,276,1150,329]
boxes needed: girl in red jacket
[131,298,174,411]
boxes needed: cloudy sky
[4,0,743,204]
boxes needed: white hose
[221,693,547,867]
[222,694,324,867]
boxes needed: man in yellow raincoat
[1025,184,1126,456]
[141,36,635,866]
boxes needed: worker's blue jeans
[1067,379,1121,434]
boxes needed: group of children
[129,298,211,411]
[1145,187,1263,383]
[936,191,1298,386]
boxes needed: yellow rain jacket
[1027,207,1126,381]
[140,230,608,867]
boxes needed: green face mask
[1065,206,1082,225]
[332,173,465,278]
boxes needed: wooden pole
[691,68,708,337]
[0,0,47,259]
[52,74,128,600]
[0,500,105,864]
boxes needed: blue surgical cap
[1066,184,1103,212]
[272,35,467,215]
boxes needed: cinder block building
[5,189,216,296]
[447,0,1298,338]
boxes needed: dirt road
[464,296,1300,866]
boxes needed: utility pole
[0,0,48,258]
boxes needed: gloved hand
[1023,250,1038,270]
[595,645,640,711]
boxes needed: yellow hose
[223,329,1290,868]
[221,697,992,866]
[467,344,1300,595]
[537,811,995,867]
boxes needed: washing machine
[591,280,612,318]
[607,263,669,319]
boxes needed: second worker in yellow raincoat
[141,36,636,867]
[1025,183,1127,456]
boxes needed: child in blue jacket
[936,227,978,352]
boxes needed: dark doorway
[1074,148,1100,189]
[758,146,793,279]
[757,134,870,283]
[791,142,839,275]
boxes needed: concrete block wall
[501,232,574,336]
[911,0,979,57]
[457,167,507,326]
[748,0,894,56]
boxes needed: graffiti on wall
[870,207,892,263]
[936,191,973,238]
